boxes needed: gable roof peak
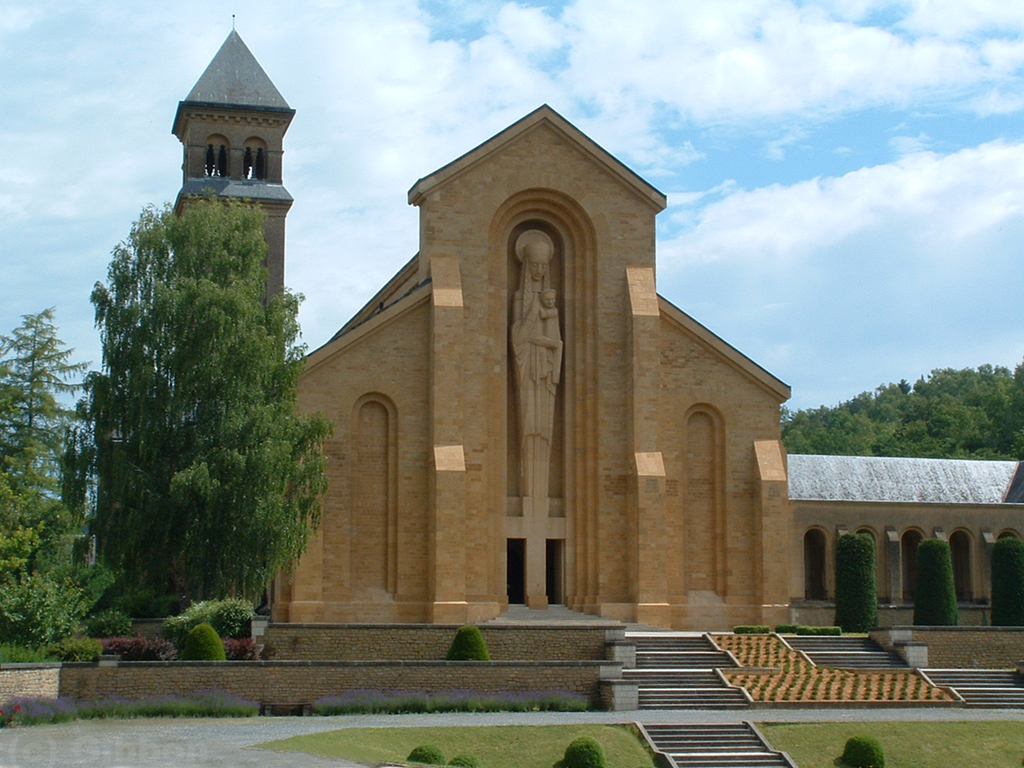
[182,29,290,111]
[407,104,666,210]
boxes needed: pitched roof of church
[181,30,291,111]
[788,454,1024,504]
[407,105,667,211]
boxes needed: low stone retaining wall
[793,604,990,628]
[871,627,1024,669]
[258,623,618,662]
[0,664,61,706]
[59,660,615,708]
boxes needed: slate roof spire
[182,29,290,111]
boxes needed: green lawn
[761,721,1024,768]
[258,724,655,768]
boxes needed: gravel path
[2,707,1024,767]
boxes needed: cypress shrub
[841,735,885,767]
[180,623,226,661]
[834,533,878,632]
[407,745,446,765]
[913,538,958,626]
[445,625,490,661]
[991,536,1024,626]
[561,736,606,768]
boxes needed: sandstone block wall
[259,624,612,661]
[0,664,61,706]
[59,660,605,707]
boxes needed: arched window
[205,144,216,176]
[243,147,254,179]
[901,529,924,602]
[949,530,972,601]
[255,147,265,179]
[998,530,1021,540]
[804,528,827,600]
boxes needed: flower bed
[711,634,952,703]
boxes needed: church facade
[177,33,1024,631]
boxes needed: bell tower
[172,30,294,298]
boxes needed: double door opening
[506,538,564,605]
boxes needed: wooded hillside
[782,362,1024,460]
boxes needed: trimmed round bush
[180,622,226,661]
[446,625,490,661]
[841,735,885,768]
[448,755,480,768]
[407,744,446,765]
[913,538,958,626]
[562,736,606,768]
[992,536,1024,626]
[835,533,878,632]
[84,608,133,639]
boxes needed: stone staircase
[642,723,796,767]
[625,633,748,709]
[923,669,1024,707]
[784,635,907,669]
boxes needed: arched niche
[684,404,725,595]
[350,393,398,598]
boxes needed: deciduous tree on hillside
[71,200,331,603]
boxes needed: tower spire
[172,31,294,299]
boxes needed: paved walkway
[2,708,1024,768]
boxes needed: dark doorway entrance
[507,538,525,604]
[546,539,564,605]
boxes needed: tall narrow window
[949,530,972,601]
[255,148,266,179]
[804,529,827,600]
[243,147,254,179]
[217,145,228,177]
[205,145,216,176]
[901,530,923,602]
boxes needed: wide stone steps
[785,636,907,668]
[636,652,735,669]
[924,669,1024,707]
[626,633,747,709]
[644,723,795,768]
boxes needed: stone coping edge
[0,663,62,670]
[749,699,962,709]
[264,622,621,630]
[882,626,1024,632]
[62,660,615,669]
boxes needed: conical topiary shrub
[992,536,1024,626]
[180,622,227,660]
[834,533,878,632]
[445,625,490,661]
[913,538,957,626]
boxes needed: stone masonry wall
[259,624,612,661]
[870,627,1024,669]
[0,664,60,706]
[59,661,607,707]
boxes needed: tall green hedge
[991,536,1024,626]
[913,538,958,626]
[834,533,877,632]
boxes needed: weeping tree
[913,538,958,626]
[70,200,331,603]
[834,533,878,632]
[992,537,1024,626]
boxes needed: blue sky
[3,0,1024,410]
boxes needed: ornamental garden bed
[711,634,953,704]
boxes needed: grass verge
[761,721,1024,768]
[258,724,655,768]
